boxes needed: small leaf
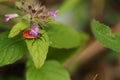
[46,22,81,49]
[26,60,71,80]
[15,1,23,9]
[91,20,120,52]
[8,20,29,38]
[25,31,49,68]
[0,32,27,66]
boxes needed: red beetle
[22,30,39,39]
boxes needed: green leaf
[91,20,120,52]
[8,21,29,38]
[46,22,81,49]
[0,32,27,66]
[47,32,89,64]
[25,31,49,69]
[26,60,71,80]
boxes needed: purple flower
[49,10,59,20]
[29,24,39,36]
[5,13,19,22]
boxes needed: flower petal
[29,30,39,36]
[29,24,39,36]
[49,10,59,20]
[5,13,19,22]
[5,17,10,22]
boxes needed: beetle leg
[32,39,36,45]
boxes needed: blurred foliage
[72,0,90,30]
[91,20,120,52]
[107,51,120,61]
[103,0,120,25]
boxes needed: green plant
[0,1,88,80]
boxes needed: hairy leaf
[8,20,29,38]
[46,22,81,49]
[0,32,27,66]
[91,20,120,52]
[25,31,49,68]
[47,32,89,64]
